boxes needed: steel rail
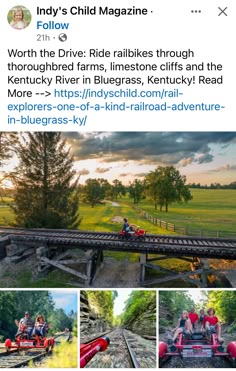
[122,330,141,368]
[0,350,47,368]
[0,332,70,368]
[0,228,235,259]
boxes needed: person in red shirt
[188,307,199,330]
[203,308,224,343]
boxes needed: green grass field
[79,202,172,234]
[0,207,15,225]
[0,190,236,235]
[123,189,236,235]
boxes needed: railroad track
[123,329,156,368]
[54,332,72,343]
[0,332,70,368]
[0,227,236,259]
[0,349,48,368]
[161,354,233,368]
[82,328,156,368]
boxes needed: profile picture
[7,5,31,30]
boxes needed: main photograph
[0,132,235,288]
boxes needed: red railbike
[80,336,110,368]
[5,324,54,353]
[118,224,146,240]
[159,331,236,367]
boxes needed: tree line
[0,291,76,340]
[120,291,156,328]
[188,182,236,190]
[207,291,236,324]
[0,132,192,229]
[85,290,118,325]
[81,167,192,213]
[159,291,236,328]
[84,290,156,329]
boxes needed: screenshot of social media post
[1,1,236,370]
[1,0,235,130]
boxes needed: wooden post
[98,250,104,270]
[41,257,88,280]
[140,254,147,282]
[36,246,49,273]
[86,259,93,285]
[85,250,94,285]
[100,250,104,263]
[200,258,209,287]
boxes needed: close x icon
[218,7,228,16]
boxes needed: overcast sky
[64,132,236,185]
[2,132,236,186]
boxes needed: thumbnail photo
[0,290,77,368]
[7,5,32,30]
[80,290,156,368]
[159,290,236,368]
[0,132,235,288]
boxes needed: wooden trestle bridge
[0,228,235,287]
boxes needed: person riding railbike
[199,308,206,334]
[32,314,49,338]
[199,308,206,323]
[188,307,199,332]
[15,311,34,339]
[122,218,130,234]
[202,307,224,343]
[169,310,192,344]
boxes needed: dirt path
[89,258,140,288]
[105,200,120,207]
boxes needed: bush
[42,340,77,368]
[226,322,236,334]
[159,318,170,327]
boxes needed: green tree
[145,169,161,210]
[12,133,80,228]
[0,292,16,338]
[98,178,112,199]
[0,133,19,198]
[111,179,126,201]
[159,291,195,322]
[86,290,115,324]
[228,182,236,189]
[128,179,145,204]
[207,291,236,323]
[14,291,55,320]
[145,166,192,212]
[48,308,73,333]
[84,178,105,207]
[0,133,18,167]
[121,291,156,328]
